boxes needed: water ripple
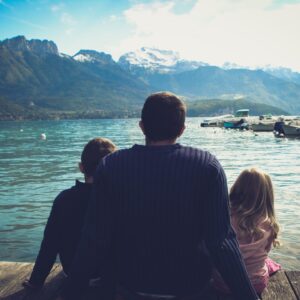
[0,118,299,269]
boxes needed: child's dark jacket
[29,180,92,286]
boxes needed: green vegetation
[186,99,289,117]
[1,96,289,121]
[0,36,298,121]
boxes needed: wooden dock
[0,262,299,299]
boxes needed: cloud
[109,14,118,22]
[118,0,300,70]
[51,3,64,12]
[60,12,76,25]
[65,28,74,35]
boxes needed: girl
[214,168,281,294]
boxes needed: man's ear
[139,120,146,135]
[79,162,84,174]
[178,124,186,138]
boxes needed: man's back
[61,93,258,300]
[99,143,224,295]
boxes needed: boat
[222,109,250,129]
[200,114,234,127]
[234,109,250,118]
[282,123,300,137]
[251,114,276,132]
[274,118,300,137]
[223,118,249,130]
[252,122,275,132]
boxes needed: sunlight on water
[0,118,299,269]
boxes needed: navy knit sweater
[29,180,93,286]
[62,144,258,299]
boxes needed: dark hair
[141,92,186,141]
[81,137,116,177]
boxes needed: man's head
[140,92,186,142]
[79,137,116,179]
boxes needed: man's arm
[203,158,258,300]
[60,161,113,300]
[26,197,62,287]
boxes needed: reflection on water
[0,118,299,269]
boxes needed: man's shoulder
[104,145,217,163]
[103,147,136,163]
[179,145,215,161]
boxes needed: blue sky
[1,0,300,70]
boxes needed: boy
[23,137,116,291]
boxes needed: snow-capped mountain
[73,50,115,65]
[259,66,300,85]
[118,47,207,74]
[222,62,251,70]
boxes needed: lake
[0,118,299,270]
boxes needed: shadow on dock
[0,262,299,299]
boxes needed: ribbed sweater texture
[62,144,258,299]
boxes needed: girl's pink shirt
[231,214,273,283]
[213,214,275,293]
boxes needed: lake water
[0,118,299,269]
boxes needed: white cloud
[116,0,300,71]
[109,14,118,22]
[65,28,74,35]
[60,12,76,25]
[51,3,64,12]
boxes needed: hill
[1,36,300,120]
[119,48,300,114]
[0,36,150,115]
[186,99,289,117]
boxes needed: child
[23,137,116,291]
[214,168,281,294]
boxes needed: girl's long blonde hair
[230,168,280,246]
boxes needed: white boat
[200,114,233,127]
[252,121,275,132]
[251,115,276,132]
[282,123,300,137]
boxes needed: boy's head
[80,137,116,178]
[140,92,186,142]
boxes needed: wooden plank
[1,262,300,300]
[261,271,297,300]
[0,262,63,300]
[285,271,300,299]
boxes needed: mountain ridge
[1,36,300,120]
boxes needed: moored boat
[200,114,233,127]
[282,124,300,137]
[223,118,249,130]
[252,121,275,132]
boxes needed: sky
[1,0,300,71]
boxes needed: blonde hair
[230,168,279,247]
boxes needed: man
[61,92,258,299]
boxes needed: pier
[0,262,299,299]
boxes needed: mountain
[73,49,115,65]
[119,48,300,113]
[0,36,150,116]
[1,37,300,120]
[187,99,289,117]
[142,66,300,113]
[118,47,207,74]
[1,35,59,56]
[260,66,300,85]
